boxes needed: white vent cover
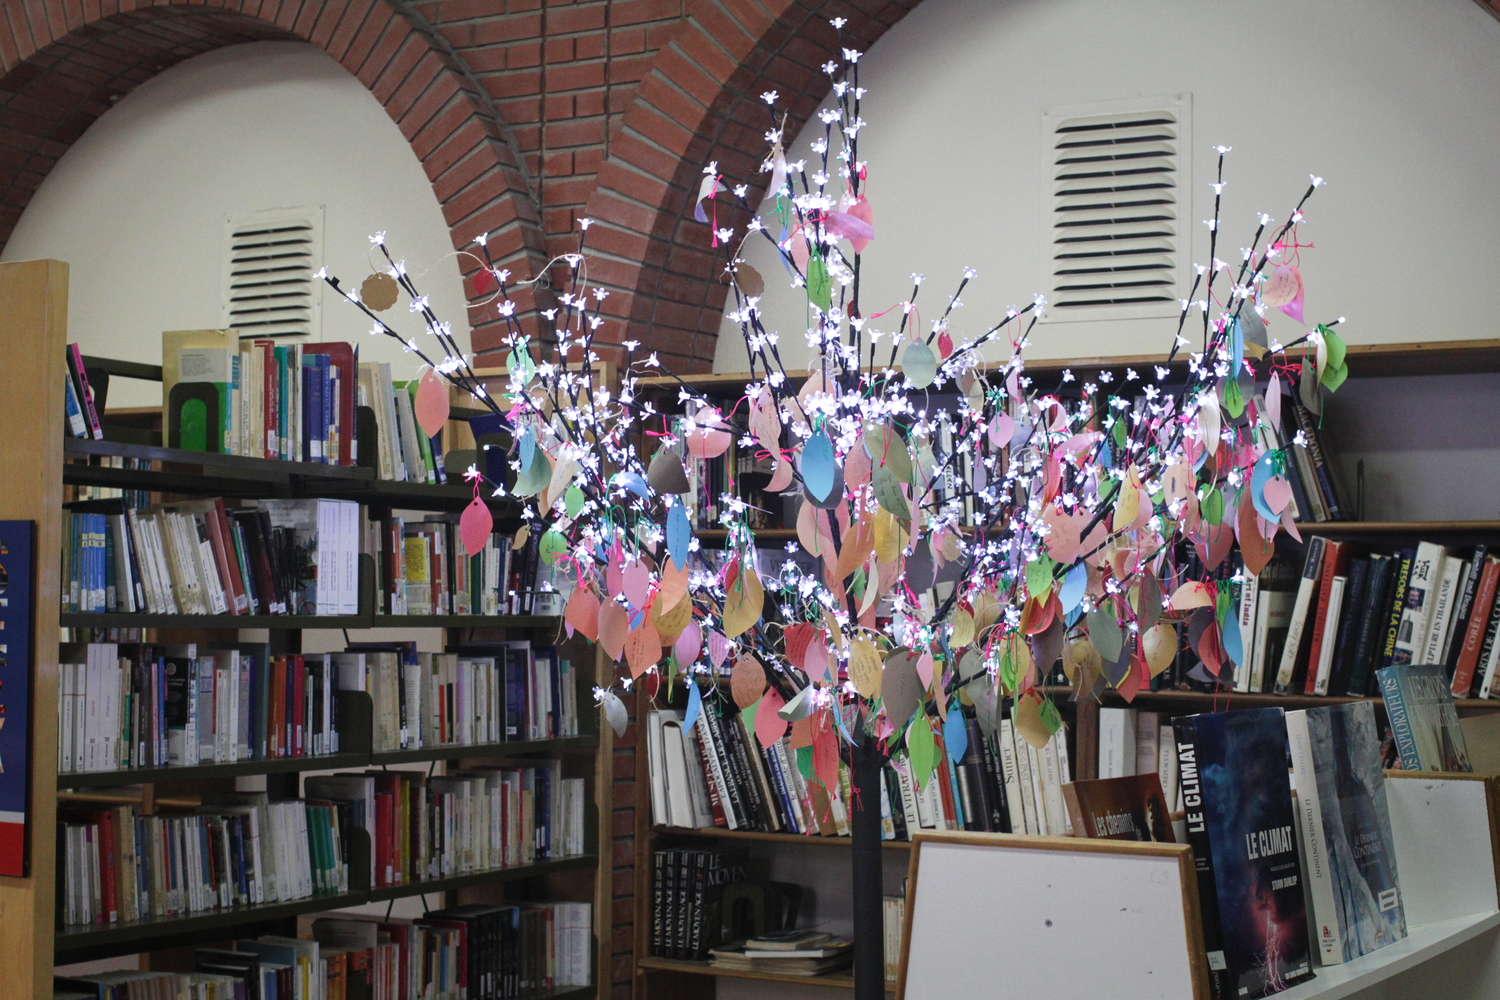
[1040,95,1190,322]
[223,207,324,339]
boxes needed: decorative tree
[322,20,1349,997]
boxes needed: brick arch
[582,0,921,373]
[0,0,549,349]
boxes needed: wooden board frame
[895,829,1210,1000]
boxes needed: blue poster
[0,520,34,877]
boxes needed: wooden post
[0,259,68,999]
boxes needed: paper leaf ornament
[902,341,937,389]
[414,369,450,438]
[565,587,601,642]
[361,272,399,311]
[648,448,691,494]
[731,654,767,708]
[801,429,838,503]
[683,680,703,730]
[907,715,935,790]
[601,691,629,737]
[458,497,493,558]
[624,624,661,677]
[755,687,788,747]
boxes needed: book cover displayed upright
[1376,664,1473,772]
[1060,773,1175,843]
[1288,702,1406,965]
[1193,708,1314,999]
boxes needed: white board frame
[895,831,1210,1000]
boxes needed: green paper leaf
[741,697,760,737]
[907,715,935,792]
[871,464,911,521]
[1038,699,1063,736]
[797,744,814,782]
[565,485,585,518]
[998,649,1019,693]
[1221,375,1246,419]
[1111,415,1128,451]
[1201,486,1225,525]
[1321,360,1348,393]
[863,423,913,483]
[807,254,832,311]
[903,341,937,389]
[1025,556,1057,603]
[1320,326,1347,371]
[540,529,568,565]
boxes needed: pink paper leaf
[414,369,450,439]
[755,688,788,748]
[459,497,493,558]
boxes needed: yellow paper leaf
[1143,623,1178,677]
[651,593,693,641]
[849,637,883,698]
[723,560,764,638]
[1169,581,1215,611]
[1014,692,1053,750]
[874,508,905,565]
[950,607,975,649]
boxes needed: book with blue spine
[1190,708,1314,998]
[1376,663,1472,772]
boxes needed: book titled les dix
[1175,708,1314,1000]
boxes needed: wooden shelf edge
[638,956,894,991]
[649,825,913,850]
[369,735,597,764]
[57,752,370,789]
[365,854,599,902]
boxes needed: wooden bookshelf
[638,955,881,990]
[2,262,613,1000]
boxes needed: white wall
[4,40,468,408]
[715,0,1500,373]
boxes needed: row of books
[367,512,565,617]
[647,696,1074,840]
[63,497,363,616]
[1097,707,1184,810]
[64,496,566,620]
[58,643,344,773]
[1252,539,1500,700]
[59,794,348,927]
[58,904,592,1000]
[338,643,581,753]
[60,640,584,774]
[649,846,748,959]
[305,763,586,888]
[883,895,906,982]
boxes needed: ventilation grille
[1043,98,1188,319]
[224,209,323,339]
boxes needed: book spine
[1377,669,1422,770]
[1173,717,1229,1000]
[1453,557,1500,697]
[1286,711,1343,964]
[1379,554,1414,671]
[1446,546,1488,674]
[1346,557,1391,697]
[1475,595,1500,699]
[1276,537,1326,693]
[1304,544,1342,695]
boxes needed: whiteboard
[900,836,1202,1000]
[1385,774,1499,927]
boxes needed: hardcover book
[1061,773,1176,843]
[1191,708,1314,999]
[1287,702,1405,965]
[1376,664,1473,772]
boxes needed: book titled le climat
[1376,664,1473,772]
[1287,702,1406,965]
[1175,708,1314,1000]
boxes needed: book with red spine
[270,656,286,758]
[67,343,104,440]
[96,813,118,924]
[1305,541,1351,694]
[1452,555,1500,697]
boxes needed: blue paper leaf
[1222,613,1244,667]
[945,705,968,764]
[802,429,837,503]
[1250,451,1279,522]
[667,503,691,571]
[614,471,651,499]
[683,680,702,730]
[1059,562,1088,614]
[518,427,536,471]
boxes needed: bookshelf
[0,260,613,999]
[629,342,1500,1000]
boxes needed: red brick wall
[0,2,919,996]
